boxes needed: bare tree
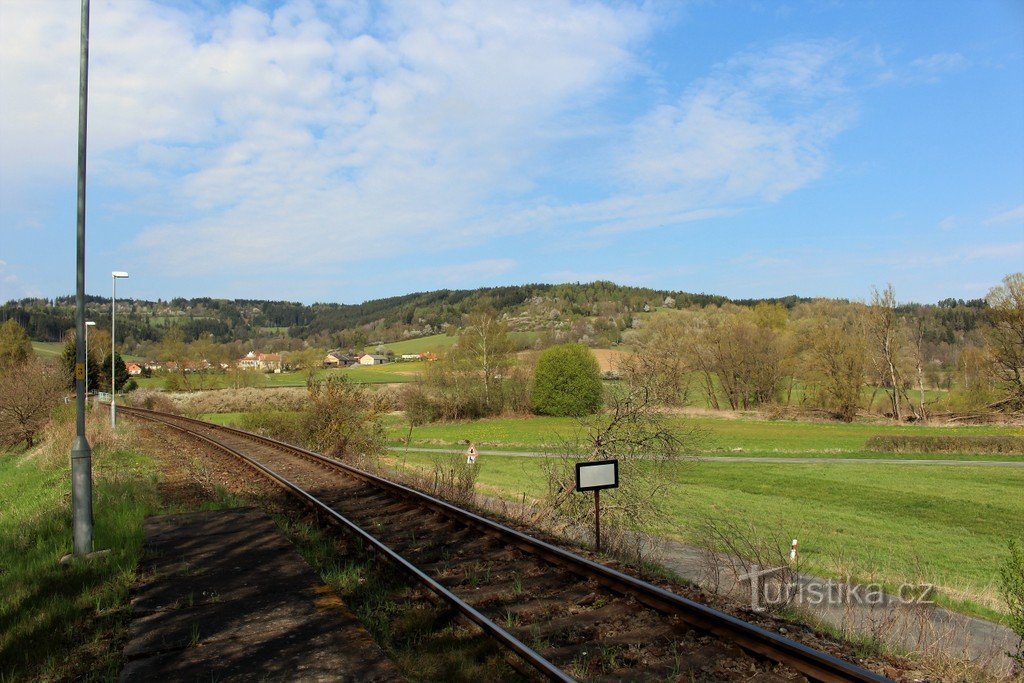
[984,273,1024,410]
[0,360,64,449]
[539,376,701,559]
[869,284,910,421]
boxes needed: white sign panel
[575,459,619,491]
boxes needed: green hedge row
[866,435,1024,454]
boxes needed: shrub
[304,376,388,465]
[531,343,603,417]
[1000,540,1024,668]
[126,390,178,414]
[239,410,306,445]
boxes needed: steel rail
[125,407,572,682]
[125,406,891,683]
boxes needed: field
[380,410,1023,620]
[31,341,64,359]
[0,443,160,679]
[386,413,1023,460]
[388,450,1021,619]
[365,333,457,355]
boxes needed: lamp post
[111,271,128,428]
[85,321,95,397]
[70,0,93,557]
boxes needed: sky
[1,0,1022,306]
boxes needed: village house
[236,351,283,372]
[124,362,143,376]
[323,351,358,367]
[358,354,389,366]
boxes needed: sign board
[575,459,619,492]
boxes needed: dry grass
[163,387,309,415]
[22,404,138,470]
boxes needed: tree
[794,300,868,421]
[101,351,130,393]
[396,382,438,448]
[868,285,914,420]
[0,359,64,449]
[984,273,1024,409]
[531,344,603,417]
[450,308,515,412]
[0,320,33,370]
[538,374,699,560]
[60,329,104,390]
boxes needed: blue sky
[1,0,1021,306]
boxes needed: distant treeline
[1,281,985,352]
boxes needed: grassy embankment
[0,417,161,680]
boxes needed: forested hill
[0,281,984,352]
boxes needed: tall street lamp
[85,321,95,398]
[70,0,93,557]
[111,271,129,428]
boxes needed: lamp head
[85,321,96,327]
[112,271,129,278]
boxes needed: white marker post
[790,539,798,562]
[575,459,619,553]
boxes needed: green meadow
[389,450,1022,619]
[31,341,64,359]
[0,447,160,679]
[385,413,1022,460]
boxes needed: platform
[120,508,401,682]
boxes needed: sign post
[575,459,619,553]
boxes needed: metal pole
[111,274,116,428]
[70,0,93,556]
[84,325,88,395]
[594,489,601,553]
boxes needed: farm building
[324,351,358,367]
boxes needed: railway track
[122,406,890,683]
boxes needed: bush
[865,434,1024,454]
[126,390,178,414]
[239,410,306,445]
[304,376,388,465]
[531,343,603,417]
[1000,540,1024,668]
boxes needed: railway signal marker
[575,459,619,552]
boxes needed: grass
[364,333,457,355]
[385,413,1023,460]
[0,445,161,680]
[389,451,1023,620]
[32,341,64,359]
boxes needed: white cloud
[620,40,858,204]
[983,204,1024,226]
[1,3,872,285]
[938,216,958,231]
